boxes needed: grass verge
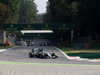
[57,46,100,59]
[0,46,15,49]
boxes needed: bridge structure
[3,23,74,43]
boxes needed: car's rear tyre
[29,52,34,58]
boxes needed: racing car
[29,48,58,59]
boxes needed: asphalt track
[0,46,100,65]
[0,46,100,75]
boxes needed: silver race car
[29,48,58,59]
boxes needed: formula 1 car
[29,48,58,59]
[39,44,47,46]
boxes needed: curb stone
[0,46,20,52]
[55,47,100,63]
[0,49,7,52]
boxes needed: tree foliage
[45,0,100,40]
[0,0,21,39]
[37,14,44,23]
[48,0,78,23]
[43,2,51,23]
[76,0,100,38]
[18,0,38,23]
[0,0,38,39]
[0,3,11,25]
[0,0,21,29]
[0,0,21,23]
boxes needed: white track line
[0,46,20,52]
[54,47,70,59]
[0,49,7,52]
[55,47,100,63]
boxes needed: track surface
[0,46,100,75]
[0,46,100,65]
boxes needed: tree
[18,0,38,23]
[0,0,21,23]
[0,3,11,39]
[47,0,79,40]
[75,0,100,39]
[37,14,44,23]
[0,0,21,40]
[43,1,51,23]
[47,0,100,40]
[48,0,79,23]
[0,3,11,25]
